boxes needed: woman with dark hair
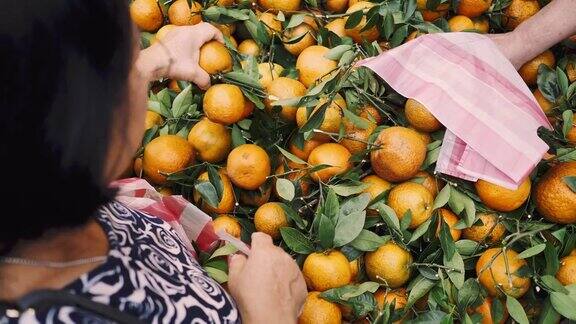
[0,1,306,323]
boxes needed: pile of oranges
[130,0,576,322]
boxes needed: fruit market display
[130,0,576,322]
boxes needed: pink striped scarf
[358,32,552,189]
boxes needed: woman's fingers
[196,22,225,44]
[251,232,273,249]
[192,67,211,90]
[227,254,247,284]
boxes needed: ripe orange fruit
[388,182,434,229]
[349,259,360,281]
[187,118,231,163]
[448,15,475,32]
[405,99,442,133]
[143,135,195,185]
[274,164,311,197]
[358,105,383,124]
[257,63,284,89]
[241,100,255,120]
[476,247,530,298]
[370,127,427,182]
[437,209,462,241]
[283,23,317,56]
[361,175,392,202]
[296,45,338,88]
[567,62,576,83]
[145,111,164,129]
[534,162,576,224]
[168,0,202,26]
[296,95,345,141]
[308,143,352,182]
[470,297,509,324]
[345,2,380,43]
[462,213,507,244]
[567,125,576,145]
[519,50,555,86]
[365,242,413,288]
[153,24,177,43]
[303,251,352,291]
[203,84,246,125]
[340,117,377,154]
[193,170,236,214]
[238,39,261,56]
[289,139,323,162]
[258,0,301,12]
[533,89,554,114]
[475,178,531,212]
[214,23,236,36]
[473,17,490,33]
[375,288,408,309]
[298,292,342,324]
[458,0,492,17]
[254,202,289,239]
[198,40,233,74]
[259,12,283,36]
[410,127,432,145]
[239,185,272,207]
[213,214,242,238]
[130,0,164,32]
[325,0,349,12]
[411,171,442,198]
[417,0,449,21]
[504,0,540,30]
[325,18,347,37]
[226,144,271,190]
[556,255,576,286]
[265,77,307,121]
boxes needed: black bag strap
[2,289,143,324]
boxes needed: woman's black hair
[0,0,133,252]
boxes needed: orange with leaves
[365,242,413,288]
[303,250,352,291]
[226,144,271,190]
[476,248,531,298]
[143,135,195,185]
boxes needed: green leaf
[224,71,262,90]
[506,296,529,324]
[378,203,401,232]
[350,229,387,251]
[299,102,328,134]
[565,176,576,192]
[562,110,574,138]
[142,126,159,147]
[280,227,315,254]
[455,240,479,256]
[334,210,366,247]
[544,242,560,275]
[323,188,340,219]
[285,13,305,29]
[172,84,193,118]
[432,185,451,210]
[407,276,436,307]
[538,297,561,324]
[209,243,238,260]
[204,266,228,283]
[324,44,353,60]
[409,218,432,243]
[194,182,219,207]
[342,108,370,129]
[231,124,246,147]
[457,279,481,309]
[448,189,466,215]
[439,221,456,260]
[491,298,506,324]
[338,50,356,67]
[537,65,560,102]
[557,67,570,95]
[463,196,476,227]
[517,243,546,259]
[207,166,223,201]
[280,203,306,229]
[345,10,364,29]
[276,178,295,201]
[329,184,369,197]
[341,281,380,299]
[276,145,307,165]
[540,275,569,294]
[319,214,336,249]
[339,193,371,217]
[400,210,413,231]
[443,251,464,288]
[390,24,409,47]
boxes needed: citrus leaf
[409,218,432,243]
[276,145,307,165]
[557,67,569,95]
[280,203,306,229]
[400,210,413,231]
[517,243,546,259]
[506,296,529,324]
[299,102,328,134]
[280,227,314,254]
[562,110,574,138]
[325,44,353,60]
[271,96,302,107]
[538,297,561,324]
[209,243,238,260]
[540,275,569,294]
[439,221,456,260]
[323,188,340,219]
[276,178,295,201]
[407,276,436,307]
[443,251,464,288]
[491,298,506,324]
[231,124,246,147]
[345,10,364,29]
[172,84,193,118]
[334,210,366,247]
[432,185,451,210]
[457,279,481,309]
[224,71,262,90]
[329,183,369,197]
[341,281,380,299]
[390,24,409,47]
[342,108,370,129]
[350,229,387,251]
[318,214,336,249]
[194,182,219,207]
[463,196,476,227]
[285,13,305,29]
[455,240,479,256]
[207,166,224,201]
[378,203,401,232]
[565,176,576,192]
[339,193,371,218]
[204,266,228,284]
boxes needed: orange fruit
[325,0,349,12]
[153,24,177,43]
[238,39,261,56]
[168,79,181,93]
[375,288,408,309]
[475,178,531,212]
[534,162,576,224]
[226,144,271,190]
[473,17,490,33]
[470,297,509,324]
[533,89,554,114]
[308,143,352,182]
[187,118,231,163]
[193,170,236,214]
[198,40,233,74]
[214,23,236,36]
[567,125,576,145]
[258,0,301,12]
[388,182,434,229]
[406,31,425,42]
[504,0,540,30]
[556,255,576,286]
[130,0,164,32]
[145,111,164,129]
[340,117,377,154]
[410,127,432,145]
[257,63,284,89]
[361,175,392,202]
[168,0,202,26]
[303,251,352,291]
[298,292,342,324]
[296,45,338,88]
[213,214,242,238]
[203,84,246,125]
[458,0,492,17]
[274,164,311,197]
[265,77,307,121]
[143,135,195,185]
[476,247,530,298]
[239,185,272,207]
[283,23,317,56]
[259,12,282,36]
[325,18,347,37]
[365,242,413,288]
[357,104,383,124]
[411,171,442,198]
[417,0,449,21]
[462,213,507,244]
[349,259,360,281]
[254,202,289,239]
[448,15,475,32]
[370,126,427,182]
[567,61,576,83]
[296,95,345,141]
[519,50,555,86]
[289,139,324,162]
[405,99,442,133]
[345,2,380,43]
[157,187,173,196]
[436,209,462,241]
[241,100,255,120]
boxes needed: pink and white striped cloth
[358,32,552,189]
[110,178,219,257]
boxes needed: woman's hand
[137,23,224,89]
[227,233,307,324]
